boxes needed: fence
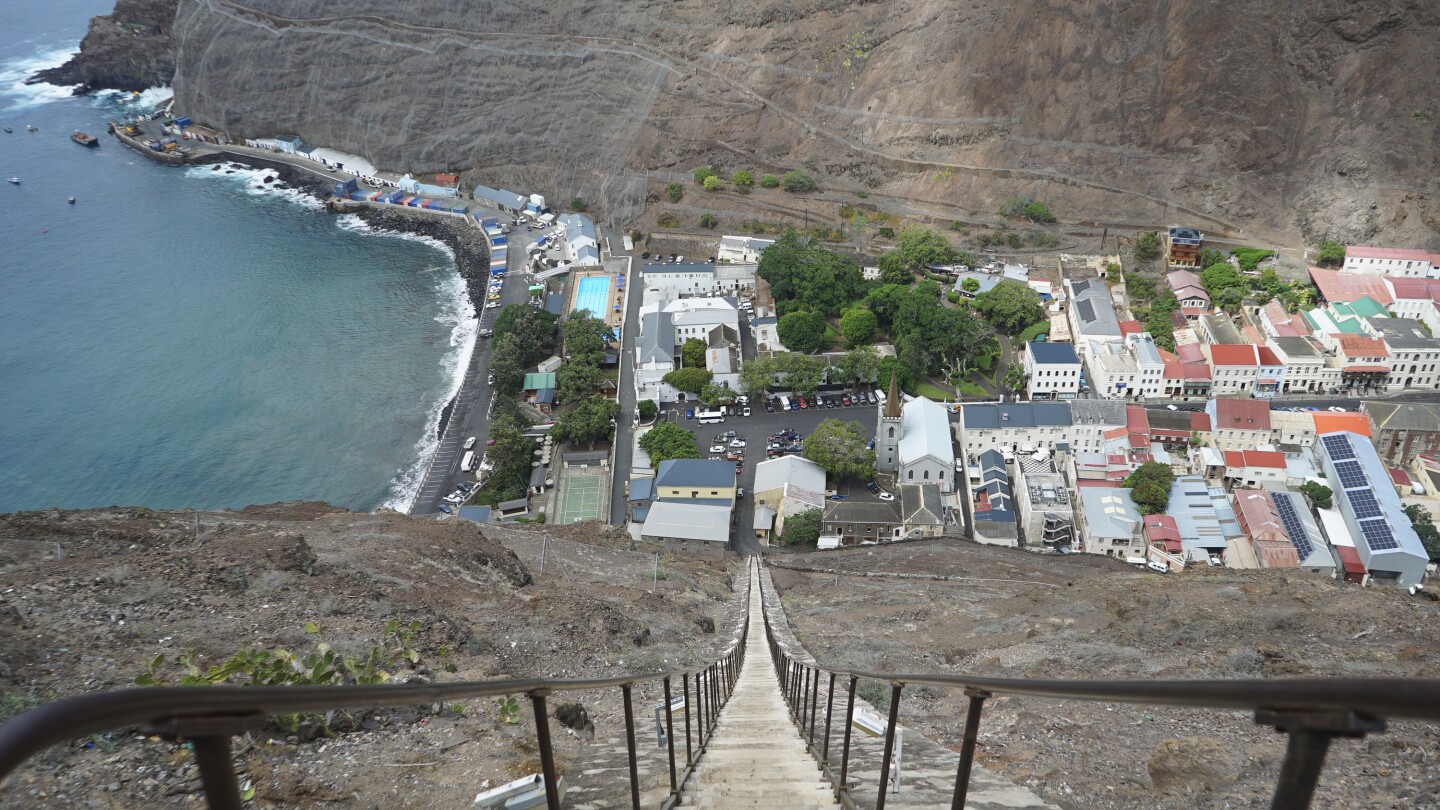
[495,530,713,594]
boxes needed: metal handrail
[758,573,1440,810]
[0,572,753,810]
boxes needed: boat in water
[2,127,11,133]
[7,177,19,185]
[68,197,76,204]
[26,125,37,132]
[71,131,99,147]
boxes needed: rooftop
[641,501,732,543]
[1309,266,1393,305]
[655,458,738,489]
[1336,334,1389,358]
[900,397,955,466]
[1028,341,1080,365]
[753,455,826,495]
[1213,398,1271,432]
[1364,401,1440,433]
[963,402,1073,430]
[1346,245,1433,262]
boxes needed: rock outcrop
[29,0,177,92]
[41,0,1440,246]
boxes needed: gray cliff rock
[30,0,177,92]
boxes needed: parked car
[841,395,852,406]
[877,492,896,502]
[725,452,744,461]
[828,495,847,501]
[685,409,695,419]
[464,436,477,449]
[865,480,881,495]
[729,438,747,448]
[736,395,749,405]
[478,329,494,338]
[742,407,751,417]
[735,463,744,475]
[1166,405,1179,411]
[710,444,726,453]
[737,488,746,500]
[436,504,454,514]
[798,397,808,409]
[764,401,775,413]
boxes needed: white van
[779,396,792,411]
[461,451,476,472]
[874,388,888,408]
[697,409,726,424]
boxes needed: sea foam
[0,45,80,112]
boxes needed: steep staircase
[679,562,839,808]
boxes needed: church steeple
[884,371,902,418]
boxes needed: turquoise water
[574,275,612,318]
[0,1,474,512]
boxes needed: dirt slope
[771,541,1440,810]
[154,0,1440,246]
[0,506,739,807]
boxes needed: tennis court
[554,467,606,524]
[571,275,612,318]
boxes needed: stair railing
[0,573,750,810]
[761,576,1440,810]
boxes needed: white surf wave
[184,162,325,211]
[336,215,477,514]
[0,45,80,112]
[91,85,172,115]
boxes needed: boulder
[1147,736,1245,791]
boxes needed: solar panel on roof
[1359,519,1399,551]
[1332,460,1368,490]
[1347,490,1383,519]
[1271,493,1315,561]
[1077,300,1096,322]
[1321,433,1356,460]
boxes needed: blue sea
[0,1,475,513]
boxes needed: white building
[717,235,775,264]
[752,455,827,545]
[640,262,718,299]
[958,402,1077,463]
[1342,246,1439,278]
[875,379,956,492]
[1023,342,1082,401]
[1086,332,1165,400]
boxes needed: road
[607,230,642,524]
[654,398,880,555]
[411,219,535,514]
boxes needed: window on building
[908,470,914,480]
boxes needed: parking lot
[662,394,880,554]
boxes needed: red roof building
[1143,514,1182,553]
[1213,398,1271,432]
[1118,320,1143,336]
[1309,266,1394,305]
[1177,343,1207,364]
[1210,344,1261,367]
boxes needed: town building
[1258,301,1308,339]
[1066,400,1127,456]
[653,459,738,504]
[1230,489,1301,569]
[472,184,529,214]
[1162,227,1203,268]
[958,402,1074,459]
[640,262,718,299]
[1208,344,1261,396]
[1268,410,1317,451]
[1342,245,1438,277]
[1145,408,1199,450]
[1076,488,1142,558]
[1167,269,1210,309]
[1013,454,1074,549]
[641,501,732,545]
[1222,450,1288,489]
[1309,266,1394,306]
[1198,313,1244,345]
[751,456,826,544]
[1363,401,1440,466]
[716,235,775,264]
[1065,278,1122,344]
[1369,317,1440,390]
[1023,341,1082,400]
[899,485,946,540]
[1333,333,1391,392]
[875,380,955,492]
[1266,489,1337,573]
[557,213,600,266]
[1266,336,1336,394]
[1206,398,1272,452]
[1086,332,1164,400]
[1383,277,1440,333]
[1315,432,1430,585]
[970,450,1018,546]
[634,311,678,404]
[1168,475,1239,559]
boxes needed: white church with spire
[873,373,956,493]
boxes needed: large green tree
[663,367,713,393]
[489,334,528,396]
[1300,482,1333,510]
[555,362,603,405]
[877,251,914,286]
[1124,462,1175,514]
[475,412,536,504]
[757,231,864,316]
[494,306,560,366]
[698,382,738,408]
[802,419,877,479]
[1134,231,1161,261]
[1316,240,1345,267]
[974,279,1044,334]
[552,398,619,450]
[681,337,708,369]
[639,421,702,464]
[561,312,614,360]
[738,359,776,397]
[772,352,825,395]
[893,226,958,273]
[839,308,878,346]
[835,347,880,388]
[780,508,823,547]
[777,310,829,354]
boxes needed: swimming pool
[573,275,612,317]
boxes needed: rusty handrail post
[876,682,905,810]
[683,672,693,765]
[621,684,640,810]
[1258,709,1385,810]
[802,666,811,727]
[529,690,562,810]
[838,675,858,801]
[190,735,243,810]
[808,666,821,746]
[663,676,678,796]
[823,672,837,763]
[951,688,991,810]
[696,669,707,744]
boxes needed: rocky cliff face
[60,0,1440,246]
[30,0,177,92]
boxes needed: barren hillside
[153,0,1440,246]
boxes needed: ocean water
[0,1,475,513]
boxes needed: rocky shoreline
[28,0,177,93]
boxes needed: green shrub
[570,197,587,212]
[782,170,817,192]
[946,290,960,304]
[693,166,716,185]
[666,181,683,203]
[657,212,679,228]
[1135,231,1161,261]
[699,213,718,229]
[759,174,781,188]
[877,227,895,238]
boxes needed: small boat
[7,177,19,185]
[2,127,11,133]
[26,125,37,132]
[71,131,98,147]
[68,196,76,204]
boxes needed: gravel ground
[770,540,1440,810]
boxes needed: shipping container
[449,205,467,215]
[398,196,416,206]
[173,117,192,128]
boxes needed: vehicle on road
[737,488,746,499]
[877,492,896,502]
[436,504,453,514]
[479,329,493,338]
[1166,405,1179,411]
[685,409,695,420]
[485,301,500,309]
[710,444,726,453]
[698,409,726,424]
[461,451,477,472]
[742,407,751,417]
[464,436,477,449]
[829,495,847,501]
[1328,406,1347,413]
